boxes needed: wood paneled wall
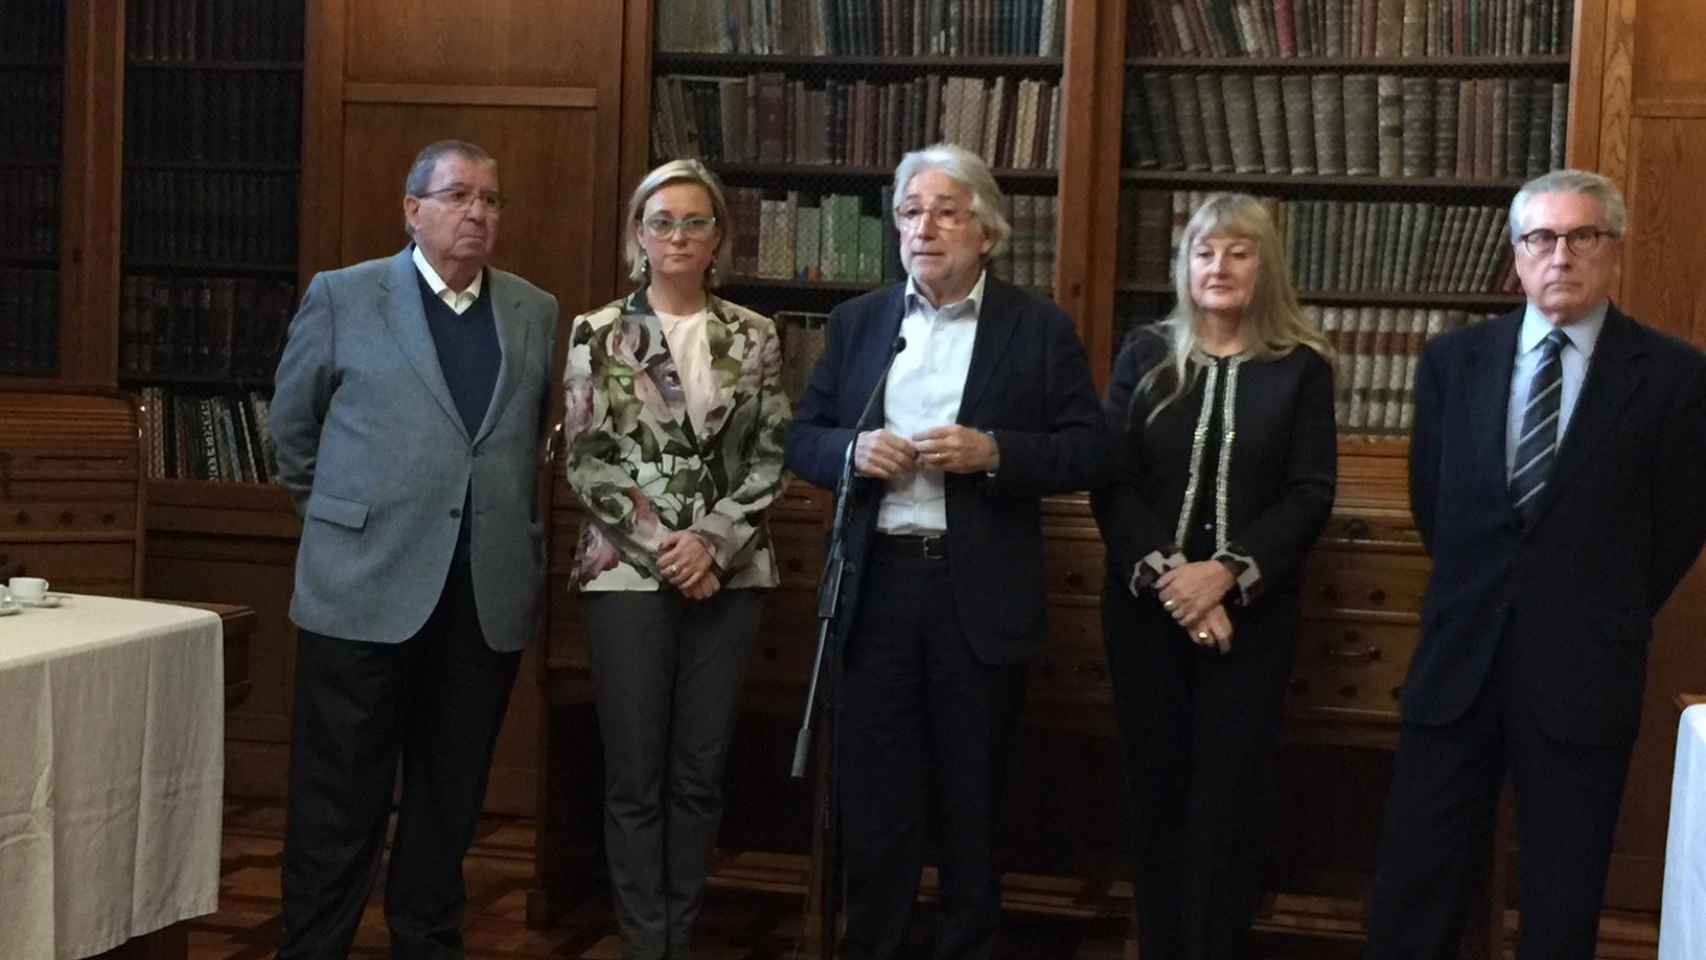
[1569,0,1706,911]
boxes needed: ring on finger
[1197,631,1210,641]
[1163,599,1176,610]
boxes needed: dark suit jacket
[1404,304,1706,745]
[785,275,1108,665]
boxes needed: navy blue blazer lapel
[381,247,467,440]
[1470,310,1521,501]
[854,284,908,430]
[474,270,531,444]
[1526,305,1645,531]
[958,275,1021,421]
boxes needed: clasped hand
[1158,560,1236,653]
[658,530,720,600]
[853,426,998,478]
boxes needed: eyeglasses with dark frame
[415,186,507,213]
[1516,226,1619,258]
[641,215,718,241]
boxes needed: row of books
[725,187,1058,287]
[655,73,1063,172]
[1128,0,1572,58]
[0,168,59,259]
[1310,305,1490,430]
[120,170,300,266]
[137,387,280,485]
[123,70,303,165]
[125,0,306,63]
[0,4,62,60]
[1118,190,1519,294]
[118,274,297,382]
[0,268,59,377]
[4,69,63,160]
[658,0,1065,57]
[1124,71,1566,180]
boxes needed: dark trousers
[1365,632,1634,960]
[277,561,522,960]
[1102,588,1298,960]
[837,546,1029,960]
[581,588,761,960]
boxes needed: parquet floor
[187,801,1656,960]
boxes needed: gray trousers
[582,588,760,960]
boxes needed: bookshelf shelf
[654,53,1064,72]
[711,161,1058,183]
[1125,54,1570,72]
[121,259,298,276]
[124,59,305,72]
[123,161,302,174]
[1119,169,1527,189]
[1117,283,1522,309]
[121,373,276,390]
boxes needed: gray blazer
[270,246,559,651]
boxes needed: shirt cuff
[1213,546,1263,606]
[1128,548,1186,599]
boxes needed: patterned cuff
[1213,546,1264,606]
[1128,548,1187,599]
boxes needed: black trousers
[1102,587,1298,960]
[276,561,522,960]
[581,589,761,960]
[837,545,1029,960]
[1365,630,1634,960]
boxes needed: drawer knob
[1064,570,1083,589]
[1368,588,1386,606]
[1342,518,1371,540]
[59,511,75,525]
[1319,584,1339,604]
[1338,683,1358,699]
[102,513,116,525]
[1326,632,1381,663]
[14,511,28,525]
[1390,685,1403,701]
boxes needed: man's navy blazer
[1404,304,1706,745]
[785,276,1108,665]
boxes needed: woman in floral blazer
[561,159,790,960]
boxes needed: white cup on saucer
[9,577,49,605]
[0,585,11,606]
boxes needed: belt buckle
[920,534,947,560]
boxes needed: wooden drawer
[1285,619,1416,721]
[1029,605,1113,706]
[1300,550,1430,617]
[772,478,830,522]
[0,541,135,584]
[769,522,824,591]
[1319,511,1422,548]
[1043,536,1105,599]
[0,500,135,534]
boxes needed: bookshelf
[118,0,304,485]
[0,2,66,378]
[1113,0,1573,438]
[649,0,1071,321]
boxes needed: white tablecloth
[1661,704,1706,960]
[0,594,224,960]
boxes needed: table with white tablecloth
[1660,703,1706,960]
[0,594,224,960]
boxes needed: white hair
[1509,169,1627,244]
[890,142,1011,258]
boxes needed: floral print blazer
[562,288,790,591]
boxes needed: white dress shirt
[412,245,483,315]
[1505,301,1605,480]
[876,271,986,535]
[656,307,717,438]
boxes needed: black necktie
[1510,329,1569,523]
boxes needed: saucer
[0,601,19,616]
[16,594,62,609]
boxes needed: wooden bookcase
[0,4,66,380]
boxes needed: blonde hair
[622,158,734,286]
[1138,192,1333,421]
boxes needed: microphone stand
[791,334,905,959]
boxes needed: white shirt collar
[1519,299,1606,359]
[412,245,484,309]
[905,270,987,319]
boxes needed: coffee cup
[9,577,49,603]
[0,585,10,605]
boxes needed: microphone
[851,335,907,435]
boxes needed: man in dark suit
[269,140,558,959]
[1365,169,1706,959]
[786,143,1106,960]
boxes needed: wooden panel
[1631,0,1706,114]
[338,101,605,326]
[343,0,622,87]
[57,0,125,387]
[1587,0,1636,186]
[1621,118,1706,344]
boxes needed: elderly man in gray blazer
[269,139,558,960]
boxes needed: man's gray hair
[402,139,495,238]
[1509,168,1627,244]
[891,143,1011,258]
